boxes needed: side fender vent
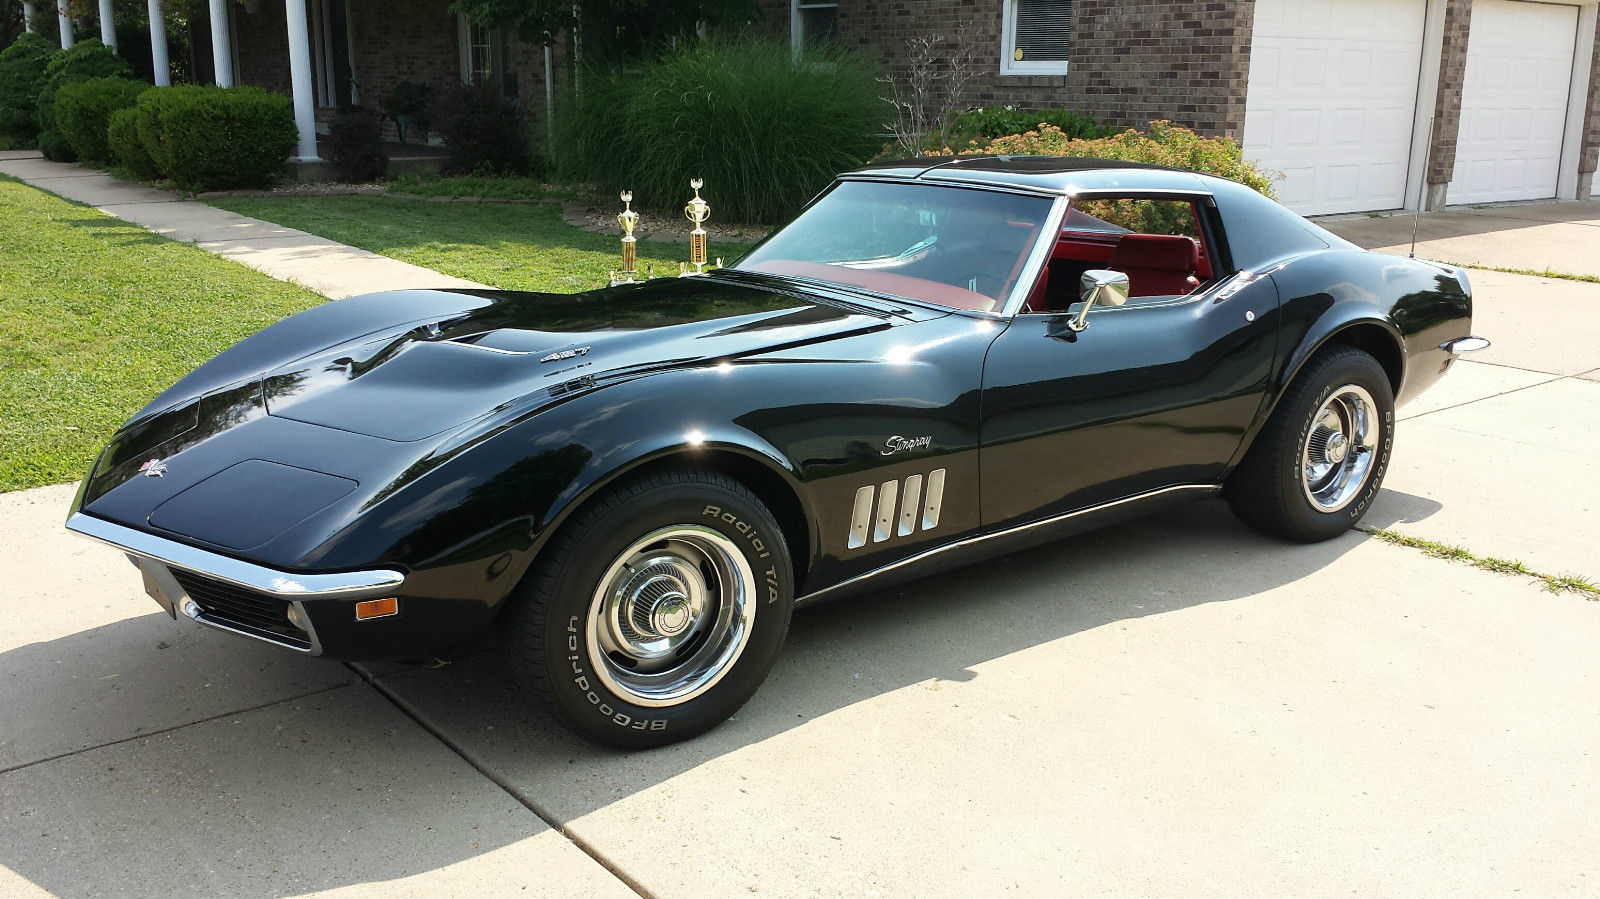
[847,468,946,550]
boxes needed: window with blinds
[1002,0,1071,75]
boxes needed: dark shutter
[1015,0,1071,62]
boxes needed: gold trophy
[681,178,710,276]
[610,190,641,286]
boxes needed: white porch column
[284,0,320,160]
[147,0,171,86]
[98,0,117,50]
[209,0,233,86]
[56,0,73,48]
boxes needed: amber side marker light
[355,597,399,621]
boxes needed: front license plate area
[136,557,178,618]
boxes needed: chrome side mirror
[1068,269,1130,332]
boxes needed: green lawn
[206,194,753,293]
[0,177,324,492]
[385,174,574,202]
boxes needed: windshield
[733,180,1054,313]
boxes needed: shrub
[0,33,58,146]
[133,85,297,190]
[946,105,1109,149]
[55,77,150,165]
[37,126,74,161]
[107,106,159,178]
[34,39,134,162]
[43,38,133,86]
[428,81,529,176]
[325,106,387,182]
[557,39,883,224]
[966,120,1277,198]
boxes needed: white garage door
[1244,0,1428,215]
[1447,0,1579,205]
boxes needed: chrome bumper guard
[1440,336,1491,354]
[66,513,405,654]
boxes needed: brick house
[763,0,1600,215]
[58,0,1598,215]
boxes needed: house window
[791,1,839,56]
[458,16,501,85]
[1001,0,1070,76]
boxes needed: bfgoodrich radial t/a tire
[1226,346,1395,543]
[506,467,793,749]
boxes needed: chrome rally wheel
[1300,385,1379,513]
[1226,345,1394,543]
[588,526,757,708]
[506,467,793,749]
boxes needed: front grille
[171,570,312,650]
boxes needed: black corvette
[69,157,1486,747]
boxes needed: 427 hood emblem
[881,435,932,456]
[540,346,591,364]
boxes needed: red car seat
[1107,234,1202,297]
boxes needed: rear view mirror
[1070,269,1130,332]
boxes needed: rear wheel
[506,467,793,748]
[1227,346,1394,542]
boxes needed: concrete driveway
[3,204,1597,898]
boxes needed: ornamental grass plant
[557,38,884,224]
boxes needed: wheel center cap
[1324,432,1349,463]
[651,594,692,637]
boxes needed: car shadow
[1363,487,1445,529]
[0,498,1395,898]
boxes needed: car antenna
[1411,115,1435,259]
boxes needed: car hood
[261,275,898,441]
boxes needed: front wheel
[505,467,793,749]
[1227,346,1395,542]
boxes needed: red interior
[1108,234,1203,297]
[1022,201,1217,313]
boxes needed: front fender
[297,364,811,614]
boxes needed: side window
[1071,198,1200,240]
[1023,196,1215,314]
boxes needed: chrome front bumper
[66,513,405,654]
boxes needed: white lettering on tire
[566,615,667,731]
